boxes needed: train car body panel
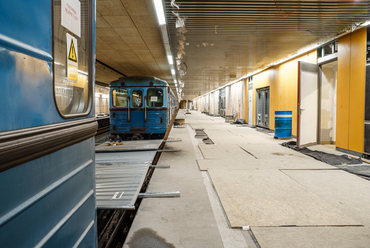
[0,139,96,247]
[0,0,97,247]
[109,76,177,139]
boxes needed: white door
[297,61,319,148]
[248,85,253,124]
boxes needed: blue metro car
[109,76,178,140]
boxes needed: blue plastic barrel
[275,111,292,138]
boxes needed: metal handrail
[144,96,147,123]
[128,96,131,122]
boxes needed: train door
[130,89,145,131]
[297,61,319,148]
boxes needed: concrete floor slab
[208,169,359,227]
[124,124,224,248]
[282,169,370,225]
[123,111,370,248]
[237,143,309,160]
[251,226,370,248]
[197,157,334,171]
[198,143,254,159]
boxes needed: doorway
[248,83,253,124]
[256,86,270,128]
[297,61,319,147]
[319,61,337,145]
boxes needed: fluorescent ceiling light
[153,0,166,25]
[167,55,173,65]
[361,20,370,27]
[171,69,176,75]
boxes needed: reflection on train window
[53,0,91,116]
[112,89,128,107]
[147,88,163,107]
[132,90,143,107]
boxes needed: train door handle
[144,96,147,123]
[128,96,131,122]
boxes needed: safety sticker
[112,192,124,199]
[150,96,158,102]
[61,0,81,37]
[68,40,77,62]
[66,33,78,82]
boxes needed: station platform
[123,110,370,248]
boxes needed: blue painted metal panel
[275,111,292,138]
[0,50,56,131]
[145,110,168,134]
[109,84,171,136]
[131,111,145,128]
[0,0,95,132]
[0,1,52,56]
[0,138,97,248]
[110,76,168,88]
[0,0,97,247]
[111,111,130,134]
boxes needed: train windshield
[147,88,163,107]
[132,90,143,107]
[112,89,128,107]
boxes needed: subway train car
[0,1,97,247]
[110,76,178,140]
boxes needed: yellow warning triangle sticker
[68,40,77,63]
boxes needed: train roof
[109,76,169,87]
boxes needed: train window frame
[147,88,164,107]
[52,0,93,119]
[112,89,128,108]
[131,90,143,108]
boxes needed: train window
[112,89,128,107]
[147,88,163,107]
[53,0,92,117]
[132,90,143,107]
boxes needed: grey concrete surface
[123,111,370,248]
[124,121,224,248]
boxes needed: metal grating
[95,150,157,164]
[96,162,151,209]
[95,139,163,153]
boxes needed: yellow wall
[252,51,317,136]
[337,28,366,153]
[245,80,249,121]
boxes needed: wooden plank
[208,169,359,227]
[252,227,370,248]
[196,157,333,171]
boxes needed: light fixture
[167,55,173,65]
[361,20,370,27]
[171,69,176,75]
[153,0,166,25]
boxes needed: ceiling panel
[95,0,173,86]
[96,0,370,100]
[164,0,370,100]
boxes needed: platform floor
[123,110,370,248]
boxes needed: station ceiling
[96,0,370,100]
